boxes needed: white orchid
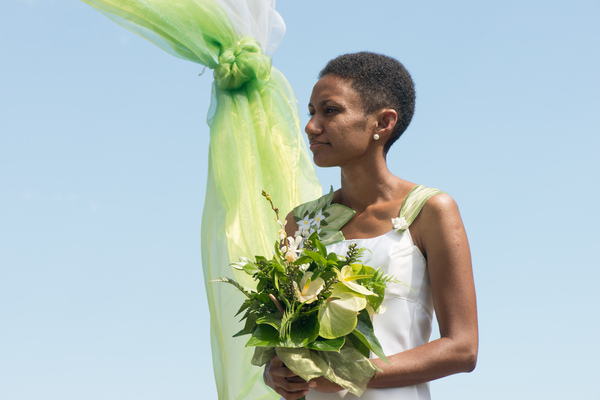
[284,235,303,263]
[391,216,409,231]
[293,271,325,304]
[277,218,287,241]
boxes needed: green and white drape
[80,0,321,398]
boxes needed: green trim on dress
[293,185,445,244]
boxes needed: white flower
[313,210,325,228]
[230,257,252,270]
[391,217,409,231]
[298,263,310,272]
[297,215,314,230]
[293,272,325,304]
[277,219,287,241]
[284,236,303,263]
[296,225,312,238]
[309,226,322,236]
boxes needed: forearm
[368,335,477,388]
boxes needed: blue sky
[2,0,599,399]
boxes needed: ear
[375,109,398,139]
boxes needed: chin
[312,156,338,168]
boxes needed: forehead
[309,74,363,108]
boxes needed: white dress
[302,185,443,400]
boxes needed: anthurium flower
[336,265,377,296]
[318,284,367,339]
[293,272,325,304]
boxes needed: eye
[325,107,337,114]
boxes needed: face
[306,74,378,168]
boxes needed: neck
[337,156,397,212]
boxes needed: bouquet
[213,192,398,397]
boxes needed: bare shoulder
[413,192,463,230]
[410,192,467,259]
[422,192,460,217]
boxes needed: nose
[305,116,321,136]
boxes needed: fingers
[267,356,310,400]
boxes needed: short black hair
[318,52,416,152]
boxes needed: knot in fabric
[214,37,271,90]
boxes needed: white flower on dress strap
[391,217,409,231]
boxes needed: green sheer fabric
[80,1,321,398]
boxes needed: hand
[307,376,343,394]
[264,356,311,400]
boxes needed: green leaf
[303,250,327,266]
[294,255,313,265]
[210,276,252,298]
[255,313,282,330]
[319,203,355,243]
[352,310,388,363]
[347,331,371,358]
[319,270,336,283]
[243,262,260,275]
[285,312,320,348]
[307,337,345,352]
[245,324,281,347]
[235,300,250,317]
[233,313,257,337]
[314,237,327,256]
[292,187,335,223]
[255,292,271,305]
[365,283,385,312]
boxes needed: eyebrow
[307,99,332,108]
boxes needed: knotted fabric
[214,36,271,90]
[80,0,321,399]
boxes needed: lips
[309,140,329,150]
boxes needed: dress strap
[399,185,445,227]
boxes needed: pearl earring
[373,134,380,140]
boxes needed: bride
[264,52,478,400]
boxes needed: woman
[264,52,478,400]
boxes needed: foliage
[213,192,400,396]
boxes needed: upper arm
[414,194,478,356]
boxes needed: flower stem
[269,293,285,315]
[262,190,289,254]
